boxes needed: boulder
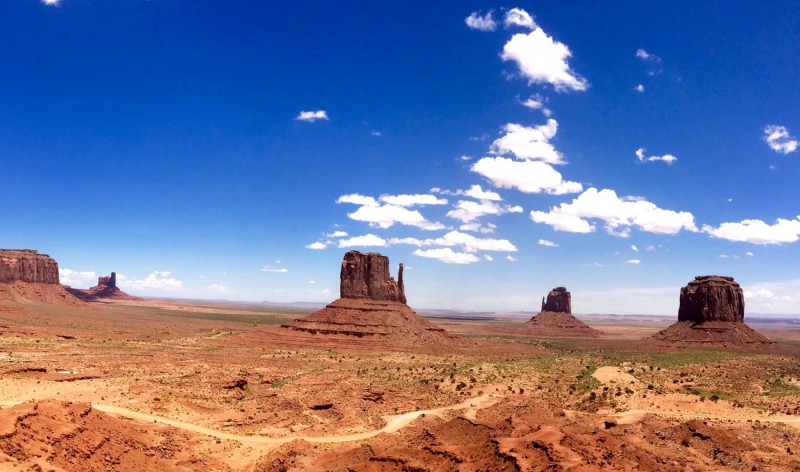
[0,250,60,284]
[678,275,743,322]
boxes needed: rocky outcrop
[523,287,601,338]
[0,250,59,284]
[340,251,406,303]
[541,287,571,314]
[652,275,771,346]
[678,275,743,322]
[283,251,458,346]
[67,272,137,302]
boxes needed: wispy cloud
[465,11,498,32]
[636,148,677,165]
[295,110,329,123]
[764,125,798,154]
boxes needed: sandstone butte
[0,249,81,305]
[652,275,772,345]
[519,286,602,337]
[67,272,138,302]
[283,250,457,344]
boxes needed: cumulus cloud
[413,248,480,264]
[521,95,552,116]
[295,110,329,122]
[379,194,448,206]
[261,265,288,273]
[118,271,183,292]
[389,230,517,253]
[503,8,536,29]
[336,193,378,206]
[337,234,388,248]
[447,199,522,223]
[463,184,502,201]
[484,255,494,261]
[59,268,97,288]
[635,49,660,61]
[530,187,697,236]
[635,84,645,93]
[465,11,497,31]
[459,222,497,234]
[491,120,563,164]
[471,157,583,195]
[626,259,641,264]
[325,231,348,238]
[42,0,60,5]
[538,239,559,247]
[505,255,517,262]
[631,244,639,252]
[636,148,677,165]
[763,125,798,154]
[702,217,800,245]
[305,241,330,250]
[501,19,588,92]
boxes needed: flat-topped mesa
[541,286,571,314]
[340,251,406,303]
[97,272,117,288]
[0,249,60,284]
[678,275,743,323]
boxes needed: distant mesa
[0,249,81,305]
[283,250,457,344]
[519,286,602,337]
[652,275,772,345]
[67,272,138,302]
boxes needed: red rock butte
[652,275,772,345]
[67,272,138,302]
[0,249,81,305]
[282,251,457,344]
[519,286,602,338]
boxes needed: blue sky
[2,1,799,314]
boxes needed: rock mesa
[0,249,60,284]
[521,286,601,337]
[652,275,771,345]
[283,251,457,345]
[67,272,138,302]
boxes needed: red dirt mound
[0,281,83,306]
[651,320,772,346]
[0,400,227,471]
[519,311,603,338]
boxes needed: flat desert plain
[1,299,800,471]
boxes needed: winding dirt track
[2,393,502,447]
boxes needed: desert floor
[1,298,799,471]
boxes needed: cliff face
[0,250,59,284]
[541,287,571,314]
[678,275,744,323]
[340,251,406,303]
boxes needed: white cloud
[389,230,517,253]
[370,130,382,137]
[719,254,729,259]
[521,94,552,116]
[346,204,444,230]
[295,110,329,122]
[764,125,798,154]
[325,230,348,238]
[746,251,754,256]
[502,25,588,92]
[206,284,230,294]
[703,217,800,245]
[42,0,60,5]
[118,271,183,292]
[465,11,498,32]
[307,280,315,284]
[379,194,448,206]
[59,268,97,287]
[336,193,378,206]
[631,244,639,252]
[626,259,641,264]
[469,133,489,142]
[463,184,502,201]
[491,120,563,164]
[484,254,494,261]
[413,248,480,264]
[337,234,388,248]
[471,157,583,195]
[635,84,644,93]
[538,239,559,247]
[446,199,522,223]
[261,265,289,273]
[636,148,677,165]
[503,8,536,30]
[744,288,774,299]
[460,155,473,161]
[459,222,497,234]
[305,241,330,250]
[635,49,651,60]
[505,255,517,262]
[530,187,698,235]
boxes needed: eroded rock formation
[652,275,771,346]
[340,251,406,303]
[283,251,457,345]
[541,287,571,314]
[67,272,137,302]
[523,286,601,338]
[98,272,117,288]
[678,275,743,322]
[0,249,60,284]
